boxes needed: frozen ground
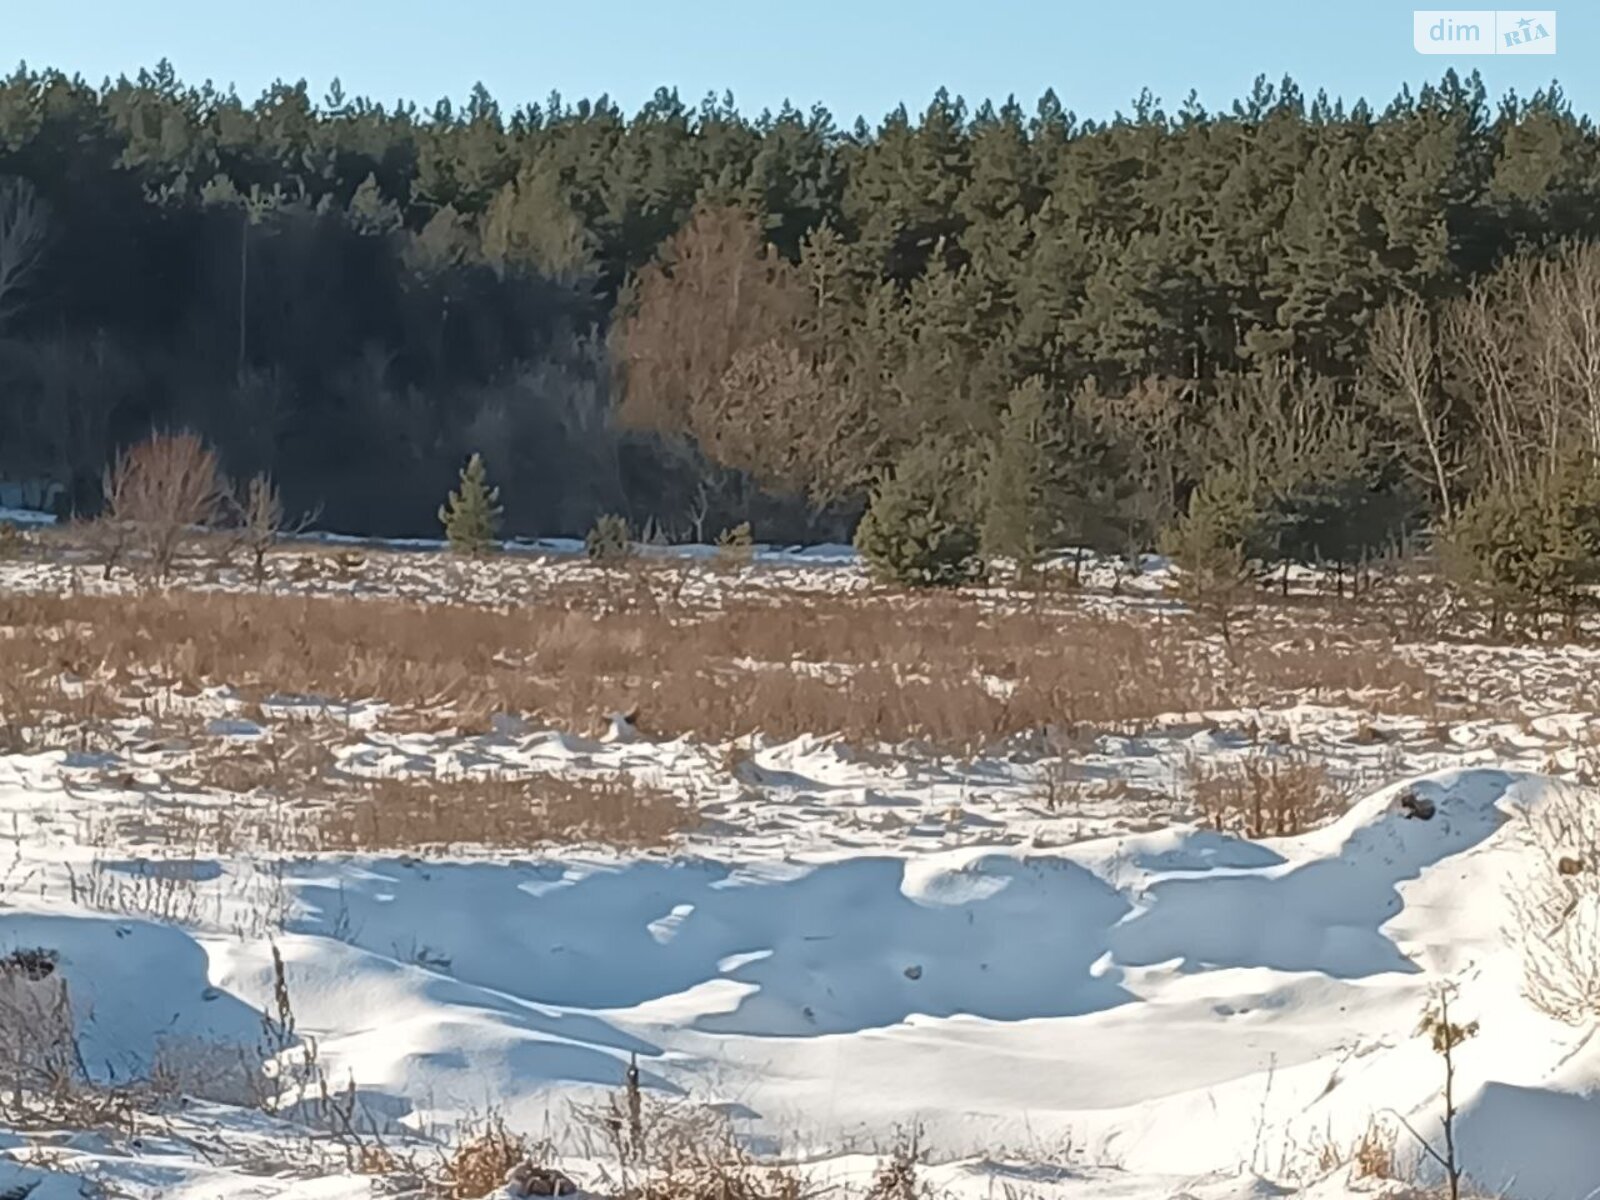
[0,537,1598,1199]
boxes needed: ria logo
[1413,10,1556,54]
[1501,12,1553,47]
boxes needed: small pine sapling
[714,521,755,570]
[585,514,634,564]
[438,453,503,558]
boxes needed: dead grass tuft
[310,773,692,854]
[1186,751,1352,838]
[0,947,139,1131]
[863,1130,925,1200]
[572,1061,810,1200]
[445,1113,529,1199]
[1353,1118,1398,1179]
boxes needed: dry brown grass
[1352,1119,1399,1179]
[634,1147,807,1200]
[862,1132,924,1200]
[574,1067,810,1200]
[1237,631,1445,717]
[0,585,1454,752]
[0,948,144,1131]
[185,728,340,801]
[311,773,690,854]
[73,762,689,858]
[1186,751,1353,838]
[1310,1117,1400,1186]
[445,1113,530,1199]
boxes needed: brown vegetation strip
[0,586,1451,751]
[311,774,690,854]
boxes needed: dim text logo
[1413,9,1556,53]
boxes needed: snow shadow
[285,770,1519,1038]
[1458,1081,1600,1200]
[1108,771,1515,977]
[0,913,264,1085]
[289,855,1135,1036]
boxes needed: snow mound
[7,767,1600,1198]
[0,913,263,1086]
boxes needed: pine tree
[585,513,634,563]
[856,437,984,588]
[438,453,503,557]
[1443,462,1600,638]
[8,60,1600,569]
[714,520,755,570]
[345,173,402,236]
[981,377,1071,581]
[1160,469,1270,644]
[482,163,597,283]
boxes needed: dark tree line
[2,61,1600,580]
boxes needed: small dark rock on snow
[504,1162,579,1197]
[1397,791,1436,821]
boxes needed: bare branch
[0,176,49,325]
[230,471,319,586]
[1369,295,1455,523]
[102,432,229,581]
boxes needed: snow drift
[4,766,1600,1198]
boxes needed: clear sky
[2,0,1593,123]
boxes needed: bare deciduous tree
[1438,244,1600,496]
[102,432,229,581]
[613,205,811,438]
[5,332,133,509]
[1369,294,1455,522]
[0,177,48,327]
[1405,987,1478,1200]
[1527,243,1600,461]
[707,339,876,509]
[612,205,888,514]
[614,209,823,439]
[83,510,134,581]
[231,472,318,585]
[1445,284,1527,492]
[240,473,285,584]
[1075,374,1188,539]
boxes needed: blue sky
[3,1,1593,122]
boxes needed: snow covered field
[1,535,1599,1199]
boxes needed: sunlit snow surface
[0,537,1596,1198]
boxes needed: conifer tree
[1443,463,1600,638]
[438,453,503,557]
[1160,469,1271,644]
[856,437,984,588]
[482,163,597,283]
[9,62,1600,558]
[981,377,1071,580]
